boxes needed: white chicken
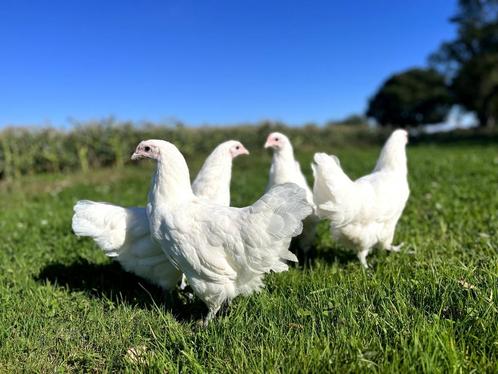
[131,139,312,324]
[192,140,249,206]
[264,132,318,258]
[71,140,249,291]
[312,129,410,268]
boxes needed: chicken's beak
[131,152,141,160]
[264,140,272,149]
[241,147,250,155]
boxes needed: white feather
[72,140,244,291]
[72,201,182,290]
[312,129,410,268]
[192,141,235,206]
[145,139,312,323]
[265,132,318,254]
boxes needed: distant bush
[0,119,389,180]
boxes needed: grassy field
[0,140,497,372]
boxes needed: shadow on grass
[35,258,206,322]
[297,220,361,268]
[298,243,403,269]
[291,243,359,268]
[313,248,359,266]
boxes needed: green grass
[0,143,497,372]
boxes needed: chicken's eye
[275,137,279,141]
[144,146,151,152]
[235,146,240,150]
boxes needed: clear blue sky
[0,0,456,127]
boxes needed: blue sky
[0,0,456,127]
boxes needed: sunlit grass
[0,143,497,372]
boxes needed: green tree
[430,0,498,127]
[366,68,452,127]
[337,114,368,126]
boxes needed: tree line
[367,0,498,128]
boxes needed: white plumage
[264,132,318,257]
[72,202,182,290]
[132,139,312,324]
[312,129,410,268]
[71,140,249,291]
[192,140,249,206]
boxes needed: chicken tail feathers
[72,200,131,256]
[246,183,313,272]
[72,200,182,290]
